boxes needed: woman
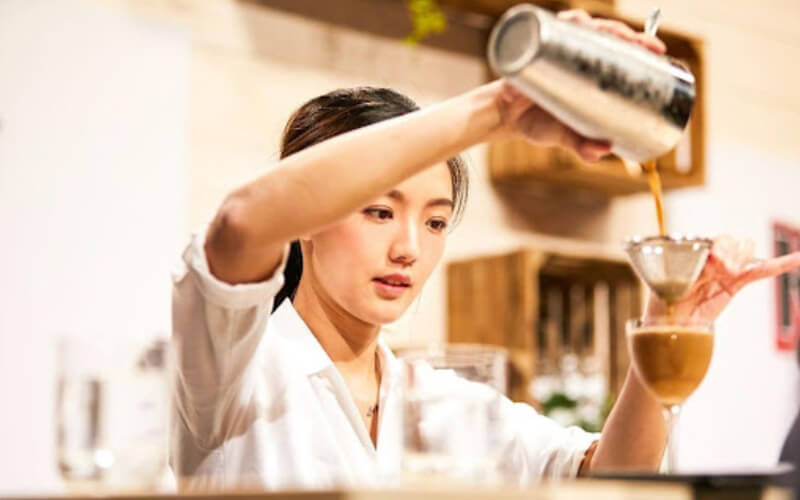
[170,11,800,491]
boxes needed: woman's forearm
[205,81,505,283]
[587,368,666,473]
[242,81,502,241]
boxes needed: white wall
[668,147,799,471]
[607,145,800,471]
[0,0,188,492]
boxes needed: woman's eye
[365,208,393,221]
[427,218,448,233]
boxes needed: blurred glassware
[400,344,507,486]
[55,335,171,493]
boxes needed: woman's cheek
[315,217,387,278]
[418,233,446,278]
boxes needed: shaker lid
[488,5,543,76]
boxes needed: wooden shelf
[252,0,706,196]
[446,248,641,404]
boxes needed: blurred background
[2,0,799,493]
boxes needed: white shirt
[170,232,598,491]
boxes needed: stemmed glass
[626,315,714,473]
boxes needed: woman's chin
[361,300,411,326]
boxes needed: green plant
[540,391,615,433]
[541,392,578,414]
[405,0,447,45]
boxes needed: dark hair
[272,87,469,311]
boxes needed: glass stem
[662,404,681,474]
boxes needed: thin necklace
[366,350,380,418]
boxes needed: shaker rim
[488,4,546,76]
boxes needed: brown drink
[630,326,713,406]
[642,160,667,237]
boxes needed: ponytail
[272,240,303,312]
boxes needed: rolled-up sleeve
[499,400,599,482]
[411,364,599,483]
[170,230,289,474]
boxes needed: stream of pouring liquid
[622,157,674,317]
[643,160,666,237]
[621,158,667,237]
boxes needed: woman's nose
[389,219,420,265]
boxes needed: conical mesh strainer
[624,235,713,304]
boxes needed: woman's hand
[647,235,800,322]
[493,10,667,162]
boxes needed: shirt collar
[376,336,402,384]
[271,299,400,379]
[271,299,333,376]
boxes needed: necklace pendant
[366,404,378,418]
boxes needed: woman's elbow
[205,195,254,263]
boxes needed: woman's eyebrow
[387,189,404,201]
[426,198,454,209]
[386,190,452,209]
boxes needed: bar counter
[3,480,791,500]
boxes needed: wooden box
[446,249,641,404]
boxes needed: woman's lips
[372,275,411,299]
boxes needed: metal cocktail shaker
[487,5,695,162]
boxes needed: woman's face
[306,163,453,325]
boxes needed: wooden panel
[250,0,617,59]
[447,250,541,349]
[447,250,541,401]
[448,249,641,404]
[249,0,491,58]
[610,281,634,394]
[438,0,616,17]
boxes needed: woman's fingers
[508,10,666,152]
[515,105,610,162]
[557,9,666,55]
[739,252,800,284]
[633,32,667,54]
[734,238,756,270]
[497,82,536,125]
[576,137,612,162]
[711,234,744,272]
[556,123,610,162]
[557,9,592,23]
[593,19,658,51]
[676,240,800,322]
[500,79,524,102]
[699,253,739,296]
